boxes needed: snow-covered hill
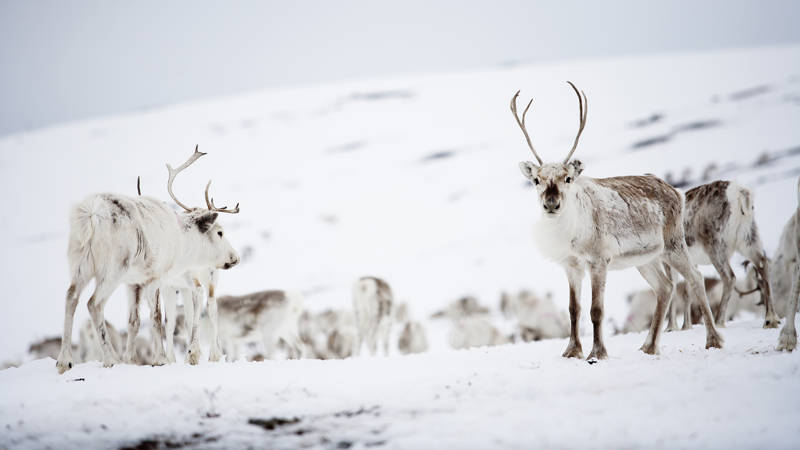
[1,44,800,448]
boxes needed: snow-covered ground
[1,44,800,448]
[2,319,799,449]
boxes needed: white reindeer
[682,180,779,328]
[55,146,240,373]
[510,82,723,360]
[449,316,508,350]
[210,290,305,360]
[775,178,800,351]
[431,296,490,320]
[501,290,569,340]
[398,321,429,355]
[352,276,394,356]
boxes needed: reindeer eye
[533,178,540,185]
[565,177,572,184]
[217,231,223,237]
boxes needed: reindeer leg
[207,289,224,362]
[587,261,609,360]
[666,245,724,349]
[162,288,178,363]
[56,275,88,374]
[682,288,693,331]
[149,288,168,366]
[184,287,202,365]
[562,259,584,359]
[707,243,735,327]
[123,285,142,364]
[87,279,122,368]
[777,263,799,351]
[637,261,674,355]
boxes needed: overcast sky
[1,0,799,137]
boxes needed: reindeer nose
[543,197,561,213]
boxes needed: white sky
[1,0,799,136]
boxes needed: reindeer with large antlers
[55,146,240,373]
[510,82,723,360]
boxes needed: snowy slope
[1,44,800,449]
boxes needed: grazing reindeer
[352,276,394,356]
[55,146,240,373]
[210,290,305,360]
[682,180,779,328]
[775,179,800,351]
[510,82,723,360]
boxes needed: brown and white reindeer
[55,146,240,373]
[510,82,723,360]
[682,180,779,328]
[352,276,394,356]
[774,178,800,351]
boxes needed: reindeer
[430,296,490,320]
[209,290,305,360]
[55,146,240,373]
[682,180,779,328]
[135,176,229,364]
[775,178,800,351]
[449,316,508,350]
[510,82,723,360]
[352,276,394,356]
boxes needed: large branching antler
[510,90,543,166]
[563,81,588,164]
[205,180,240,214]
[166,145,207,212]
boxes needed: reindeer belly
[686,244,713,266]
[608,243,664,270]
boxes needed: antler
[510,90,543,166]
[166,145,207,212]
[734,286,760,296]
[205,180,240,214]
[563,81,588,164]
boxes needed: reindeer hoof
[56,359,73,374]
[777,329,797,352]
[639,343,659,355]
[186,349,201,366]
[705,333,724,349]
[587,347,608,361]
[764,315,780,329]
[562,343,583,359]
[102,357,120,368]
[681,324,692,331]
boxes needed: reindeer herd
[51,82,799,373]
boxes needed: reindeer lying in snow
[431,296,490,320]
[449,316,508,350]
[298,309,358,359]
[56,146,240,373]
[774,179,800,351]
[353,277,394,356]
[398,321,429,354]
[212,290,305,360]
[500,290,569,341]
[510,82,723,360]
[682,180,779,328]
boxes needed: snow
[2,320,799,449]
[1,44,800,447]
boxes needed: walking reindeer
[775,178,800,351]
[682,180,779,328]
[510,82,723,360]
[56,146,240,373]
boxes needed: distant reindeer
[682,180,779,328]
[398,321,429,355]
[775,179,800,351]
[55,146,240,373]
[510,82,723,360]
[431,296,490,320]
[352,277,394,356]
[449,316,508,350]
[210,290,305,360]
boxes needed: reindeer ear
[195,212,219,233]
[519,161,538,180]
[568,159,584,177]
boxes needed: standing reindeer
[775,178,800,351]
[352,276,394,356]
[55,146,240,373]
[682,180,779,328]
[510,82,723,360]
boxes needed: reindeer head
[166,146,241,270]
[512,82,588,217]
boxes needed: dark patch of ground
[421,150,456,162]
[630,113,664,128]
[248,416,301,431]
[729,85,772,101]
[119,433,218,450]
